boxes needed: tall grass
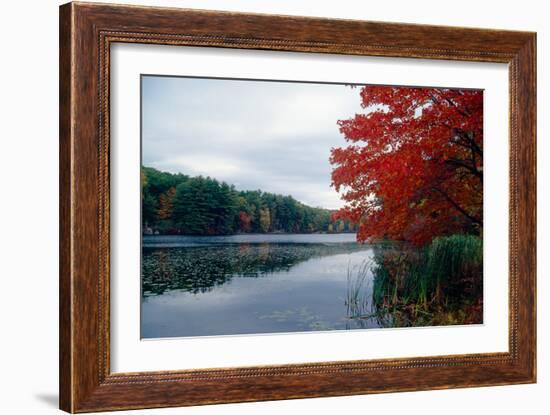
[427,235,483,305]
[371,235,483,327]
[345,260,371,320]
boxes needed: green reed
[371,235,483,327]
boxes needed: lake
[141,233,382,338]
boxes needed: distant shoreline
[142,231,357,237]
[141,167,357,237]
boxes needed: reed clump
[371,235,483,327]
[345,260,371,320]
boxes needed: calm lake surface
[141,233,382,338]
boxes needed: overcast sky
[142,76,364,209]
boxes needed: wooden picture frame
[59,2,536,412]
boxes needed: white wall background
[0,0,546,414]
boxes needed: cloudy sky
[142,76,365,209]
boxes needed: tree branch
[432,187,483,226]
[444,158,483,181]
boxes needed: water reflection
[143,241,372,296]
[141,234,380,338]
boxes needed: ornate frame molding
[60,2,536,412]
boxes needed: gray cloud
[142,76,364,209]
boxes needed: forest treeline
[142,167,355,235]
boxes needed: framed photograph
[59,2,536,412]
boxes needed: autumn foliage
[330,86,483,245]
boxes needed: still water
[141,234,381,338]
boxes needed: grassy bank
[370,235,483,327]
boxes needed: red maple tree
[330,86,483,245]
[238,211,252,233]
